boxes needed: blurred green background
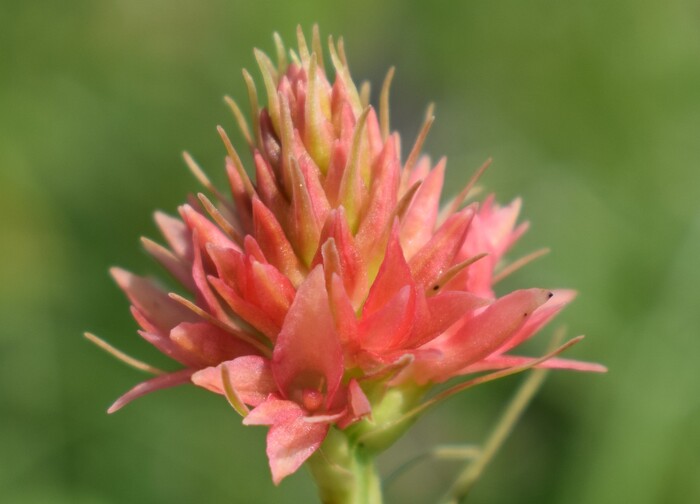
[2,0,699,502]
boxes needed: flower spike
[94,28,604,496]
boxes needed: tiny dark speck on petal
[432,285,439,291]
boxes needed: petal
[359,285,416,352]
[267,413,329,485]
[192,356,277,407]
[408,206,474,289]
[154,211,193,262]
[362,222,414,317]
[111,268,197,334]
[417,289,553,383]
[498,289,577,353]
[252,197,305,287]
[272,266,344,403]
[400,158,445,258]
[170,322,259,367]
[108,369,194,414]
[406,290,490,348]
[462,355,608,374]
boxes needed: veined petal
[251,197,305,287]
[192,356,277,406]
[408,206,474,290]
[400,158,445,258]
[417,288,552,383]
[359,285,416,352]
[111,268,197,334]
[108,368,194,414]
[170,322,259,367]
[266,407,329,484]
[272,266,344,404]
[462,354,608,374]
[362,222,414,317]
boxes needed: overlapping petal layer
[101,27,604,484]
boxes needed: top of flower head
[90,25,605,485]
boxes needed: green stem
[440,367,549,503]
[307,428,383,504]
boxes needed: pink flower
[93,26,605,485]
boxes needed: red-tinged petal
[272,266,344,403]
[142,237,195,291]
[252,197,306,287]
[323,140,348,206]
[244,397,304,426]
[243,235,268,264]
[192,356,277,406]
[362,222,414,317]
[498,289,577,354]
[337,379,372,429]
[180,204,237,252]
[108,369,194,414]
[364,107,384,162]
[400,158,445,258]
[254,151,287,216]
[154,211,193,263]
[209,276,281,340]
[356,136,400,260]
[406,291,490,349]
[359,285,416,352]
[266,412,329,485]
[225,157,254,233]
[315,208,368,306]
[288,154,323,265]
[139,330,200,367]
[408,207,474,290]
[294,136,331,222]
[462,355,608,374]
[206,244,246,292]
[248,261,296,328]
[328,273,359,347]
[111,268,197,334]
[417,289,553,383]
[170,322,260,367]
[191,232,231,323]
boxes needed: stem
[440,367,549,503]
[307,428,383,504]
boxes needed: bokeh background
[2,1,699,502]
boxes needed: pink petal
[272,266,344,404]
[180,204,237,252]
[154,211,193,262]
[315,208,368,307]
[209,275,281,340]
[111,268,197,334]
[408,207,475,289]
[362,222,414,317]
[192,356,277,406]
[400,158,445,258]
[417,289,553,383]
[170,322,259,367]
[359,285,416,352]
[406,291,490,348]
[108,368,194,413]
[267,411,329,485]
[498,289,577,354]
[356,136,400,258]
[252,197,305,287]
[462,355,608,374]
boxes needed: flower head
[93,26,605,485]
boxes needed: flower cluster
[97,27,604,488]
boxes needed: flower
[93,26,605,488]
